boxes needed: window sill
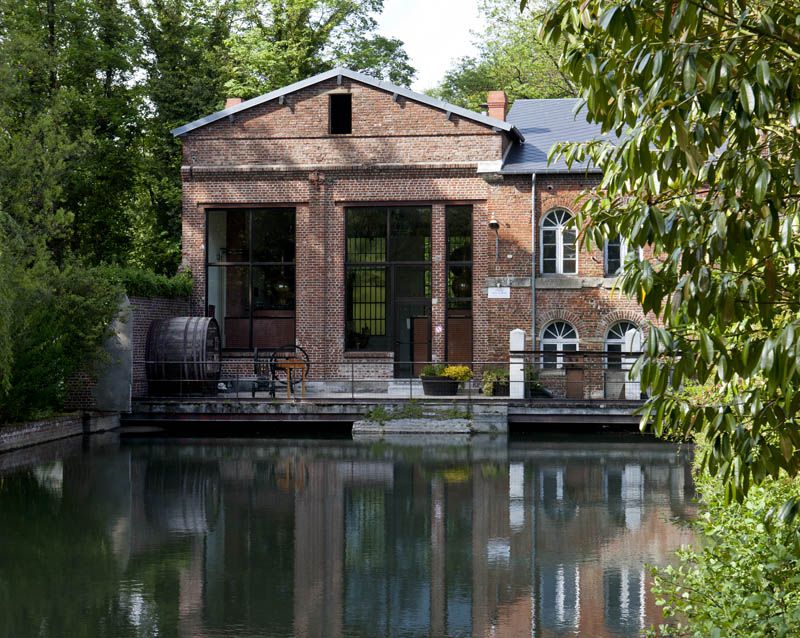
[535,276,621,290]
[343,351,393,359]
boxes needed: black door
[392,266,431,377]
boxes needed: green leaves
[739,79,755,114]
[754,168,770,205]
[432,0,577,111]
[542,0,800,501]
[650,470,800,637]
[0,259,123,423]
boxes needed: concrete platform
[124,393,644,432]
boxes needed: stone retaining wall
[0,412,119,454]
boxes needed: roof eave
[498,165,603,175]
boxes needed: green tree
[0,0,142,265]
[430,0,574,111]
[648,459,800,637]
[131,0,237,274]
[0,214,14,396]
[224,0,415,99]
[538,0,800,501]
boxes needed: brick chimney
[225,97,243,109]
[487,91,507,121]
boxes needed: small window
[605,235,624,275]
[330,93,352,134]
[605,235,643,276]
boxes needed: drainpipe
[531,173,537,351]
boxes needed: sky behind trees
[377,0,483,91]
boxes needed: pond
[0,431,695,638]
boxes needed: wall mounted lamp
[489,218,500,260]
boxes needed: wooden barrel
[146,317,221,395]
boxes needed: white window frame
[541,320,579,369]
[605,321,642,399]
[604,235,643,276]
[540,208,577,275]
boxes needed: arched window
[541,321,578,368]
[605,321,640,368]
[605,321,642,399]
[541,209,577,274]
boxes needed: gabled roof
[171,67,524,142]
[502,98,613,174]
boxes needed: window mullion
[557,226,563,274]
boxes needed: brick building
[172,68,645,396]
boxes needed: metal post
[351,362,355,400]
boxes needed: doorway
[393,301,430,377]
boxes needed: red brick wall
[65,370,97,411]
[130,296,191,398]
[178,79,650,391]
[182,166,500,379]
[184,78,501,167]
[534,174,649,345]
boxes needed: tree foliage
[0,258,123,424]
[540,0,800,502]
[0,0,141,265]
[130,0,237,273]
[430,0,575,111]
[223,0,414,98]
[0,0,415,275]
[0,0,414,418]
[648,447,800,637]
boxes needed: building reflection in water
[0,436,696,638]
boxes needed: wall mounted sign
[488,287,511,299]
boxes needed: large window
[541,208,577,274]
[206,208,295,349]
[446,205,472,363]
[541,321,579,368]
[345,207,431,352]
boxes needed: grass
[362,400,471,424]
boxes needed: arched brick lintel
[537,309,584,340]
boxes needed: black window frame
[445,205,473,362]
[205,207,296,351]
[344,206,432,351]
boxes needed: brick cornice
[181,161,486,175]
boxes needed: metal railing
[135,350,644,401]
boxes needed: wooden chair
[254,345,310,398]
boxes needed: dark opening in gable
[329,93,352,134]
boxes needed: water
[0,432,695,638]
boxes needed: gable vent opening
[329,93,352,134]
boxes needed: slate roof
[171,67,524,142]
[502,98,612,174]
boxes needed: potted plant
[524,363,550,398]
[481,367,510,396]
[420,364,473,396]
